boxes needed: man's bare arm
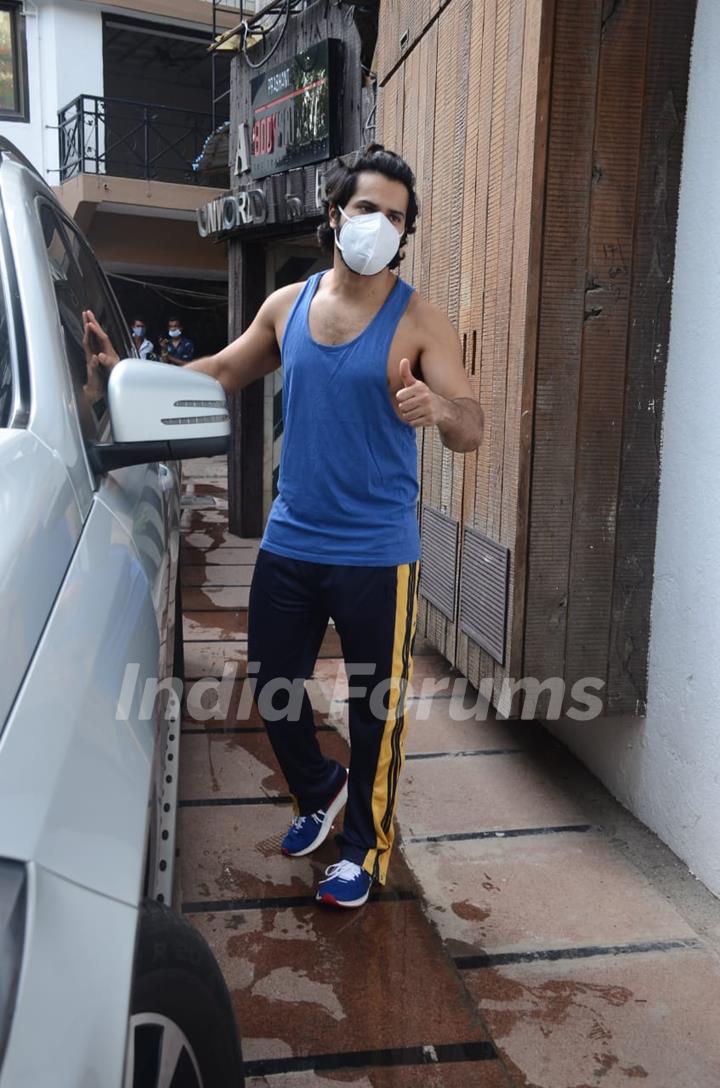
[395,303,484,453]
[84,285,300,395]
[185,286,300,393]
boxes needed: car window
[38,202,132,448]
[60,215,133,363]
[0,283,11,427]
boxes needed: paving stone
[462,947,720,1088]
[178,805,350,905]
[183,564,255,588]
[402,831,697,958]
[183,546,261,566]
[180,508,232,529]
[181,457,228,479]
[186,481,228,498]
[182,529,261,549]
[184,611,249,641]
[178,728,349,803]
[403,700,530,755]
[182,586,251,610]
[188,900,492,1065]
[185,640,248,679]
[397,752,589,839]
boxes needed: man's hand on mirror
[83,309,120,370]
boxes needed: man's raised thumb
[399,358,417,387]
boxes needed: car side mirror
[89,359,230,473]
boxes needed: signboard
[250,38,341,180]
[196,165,332,239]
[197,190,268,237]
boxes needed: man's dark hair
[132,316,146,325]
[168,316,182,325]
[317,143,419,271]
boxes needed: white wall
[548,0,720,899]
[0,1,103,179]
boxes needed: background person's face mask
[169,329,182,338]
[132,325,144,336]
[335,206,402,276]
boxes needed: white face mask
[169,328,182,338]
[132,325,144,337]
[335,206,402,276]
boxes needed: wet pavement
[176,459,720,1088]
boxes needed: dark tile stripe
[455,937,704,970]
[182,889,418,913]
[183,608,249,614]
[178,795,292,807]
[182,560,256,567]
[243,1041,497,1077]
[406,748,524,760]
[407,824,594,844]
[183,672,247,681]
[181,725,337,735]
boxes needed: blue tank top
[261,270,421,566]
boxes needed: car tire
[126,899,244,1088]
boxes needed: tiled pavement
[176,459,720,1088]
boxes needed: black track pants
[247,547,420,884]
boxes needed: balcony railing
[58,95,215,185]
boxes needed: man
[84,144,483,909]
[130,316,155,360]
[159,317,194,364]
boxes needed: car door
[0,159,176,906]
[41,201,179,669]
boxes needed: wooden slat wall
[606,0,697,714]
[524,0,695,716]
[378,0,549,697]
[564,0,651,700]
[522,0,604,709]
[378,0,694,716]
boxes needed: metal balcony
[58,95,215,186]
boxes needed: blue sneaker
[316,860,373,908]
[281,768,348,857]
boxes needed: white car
[0,138,244,1087]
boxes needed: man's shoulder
[401,291,461,358]
[272,280,308,304]
[264,279,310,321]
[403,289,439,326]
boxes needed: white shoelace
[323,860,363,883]
[291,809,325,832]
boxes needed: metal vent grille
[459,526,510,665]
[419,506,459,620]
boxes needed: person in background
[160,317,194,364]
[130,316,155,360]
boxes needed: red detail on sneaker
[319,893,339,905]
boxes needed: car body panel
[0,862,136,1088]
[0,429,82,732]
[0,156,95,514]
[0,492,160,904]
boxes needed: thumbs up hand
[396,357,442,427]
[399,357,417,388]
